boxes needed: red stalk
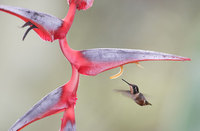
[55,2,77,39]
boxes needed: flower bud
[67,0,94,10]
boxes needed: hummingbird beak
[122,79,131,86]
[122,79,134,94]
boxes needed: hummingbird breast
[134,93,148,106]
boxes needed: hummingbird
[116,79,152,106]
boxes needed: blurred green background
[0,0,198,131]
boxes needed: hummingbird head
[122,79,139,94]
[131,85,139,94]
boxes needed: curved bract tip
[77,48,190,76]
[0,5,64,41]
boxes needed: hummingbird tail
[146,101,152,106]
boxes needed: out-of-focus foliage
[0,0,198,131]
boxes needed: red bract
[67,0,94,10]
[9,65,79,131]
[59,38,190,76]
[0,4,76,41]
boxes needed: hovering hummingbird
[116,79,152,106]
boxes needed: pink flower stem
[59,37,77,64]
[62,2,77,35]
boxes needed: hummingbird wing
[77,48,190,76]
[0,5,63,41]
[114,89,133,98]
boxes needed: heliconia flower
[9,65,79,131]
[0,3,191,131]
[59,38,191,77]
[67,0,94,10]
[0,3,76,41]
[8,39,190,131]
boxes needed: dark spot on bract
[26,10,31,14]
